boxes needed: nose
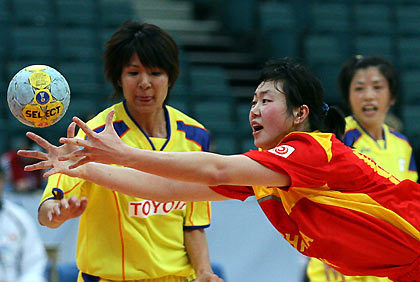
[364,87,376,100]
[249,103,260,118]
[138,73,151,89]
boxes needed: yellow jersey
[40,102,212,281]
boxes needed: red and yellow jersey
[40,102,212,281]
[210,132,420,280]
[308,116,419,282]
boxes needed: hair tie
[322,102,329,116]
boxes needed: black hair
[103,20,179,102]
[337,55,398,108]
[259,59,345,140]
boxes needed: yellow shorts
[77,272,190,282]
[307,258,392,282]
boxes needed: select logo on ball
[22,101,64,128]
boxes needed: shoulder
[76,103,124,137]
[343,116,362,146]
[386,125,412,145]
[166,105,207,130]
[86,102,122,126]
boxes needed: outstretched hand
[59,110,129,169]
[17,121,85,178]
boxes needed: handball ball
[7,65,70,128]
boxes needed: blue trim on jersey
[177,121,210,152]
[38,188,65,212]
[92,120,129,138]
[343,129,362,146]
[409,153,418,172]
[81,273,100,282]
[389,129,409,142]
[122,101,171,151]
[184,224,210,230]
[350,116,387,149]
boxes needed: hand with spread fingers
[17,121,85,178]
[59,110,130,169]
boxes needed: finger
[68,156,90,169]
[24,161,52,171]
[72,116,96,139]
[58,147,86,161]
[67,122,77,139]
[25,132,52,151]
[59,136,87,147]
[17,150,48,161]
[60,198,69,210]
[105,110,115,131]
[324,265,330,282]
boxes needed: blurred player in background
[0,164,48,282]
[34,20,221,282]
[306,55,418,282]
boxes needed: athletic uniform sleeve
[243,132,331,190]
[184,201,211,229]
[209,185,255,201]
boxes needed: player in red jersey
[19,59,420,282]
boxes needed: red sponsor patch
[268,145,295,158]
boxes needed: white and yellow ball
[7,65,70,128]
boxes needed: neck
[135,109,167,138]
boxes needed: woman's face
[349,66,394,130]
[120,53,169,115]
[250,80,294,150]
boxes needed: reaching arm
[17,130,230,202]
[60,111,291,188]
[79,162,230,202]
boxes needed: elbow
[205,170,230,186]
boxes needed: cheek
[349,93,360,110]
[263,106,287,126]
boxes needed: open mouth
[252,124,264,133]
[362,105,377,114]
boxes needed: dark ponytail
[323,105,346,140]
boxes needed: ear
[389,98,396,106]
[293,105,310,125]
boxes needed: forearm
[122,147,242,186]
[81,163,229,202]
[120,147,290,187]
[184,229,214,276]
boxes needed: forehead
[255,80,284,95]
[352,67,386,83]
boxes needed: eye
[128,71,138,75]
[151,71,163,76]
[354,87,364,92]
[262,99,271,103]
[374,85,383,90]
